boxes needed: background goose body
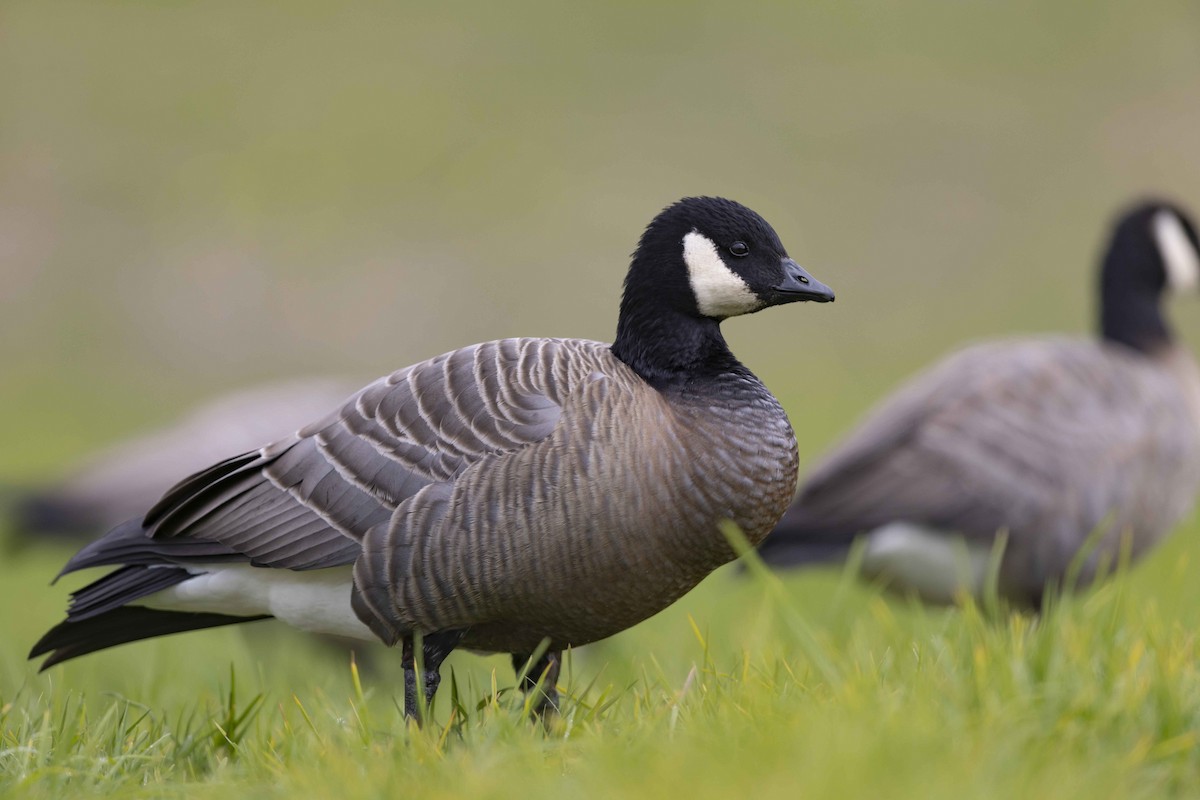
[10,379,361,540]
[769,337,1200,604]
[33,196,833,719]
[758,201,1200,606]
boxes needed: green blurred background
[4,0,1199,478]
[2,0,1200,744]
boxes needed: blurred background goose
[9,379,360,542]
[31,196,834,720]
[756,200,1200,607]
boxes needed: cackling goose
[31,196,835,720]
[757,200,1200,607]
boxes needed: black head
[626,196,834,321]
[1100,199,1200,352]
[613,197,834,384]
[1103,201,1200,294]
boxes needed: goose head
[612,196,834,383]
[1100,200,1200,353]
[627,196,834,322]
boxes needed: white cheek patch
[682,231,763,318]
[1154,210,1200,293]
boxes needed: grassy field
[4,0,1200,797]
[4,526,1200,798]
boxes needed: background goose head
[1100,201,1200,354]
[613,196,835,384]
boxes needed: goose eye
[729,241,749,257]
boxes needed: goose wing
[351,365,624,645]
[62,339,581,577]
[771,339,1198,548]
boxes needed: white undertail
[860,523,995,604]
[142,565,375,641]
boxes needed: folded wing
[35,339,579,665]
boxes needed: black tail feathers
[30,606,268,670]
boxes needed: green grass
[4,524,1200,799]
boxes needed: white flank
[682,231,762,318]
[1154,210,1200,292]
[141,564,376,641]
[860,522,994,604]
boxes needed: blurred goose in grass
[757,200,1200,608]
[10,379,360,542]
[31,196,835,721]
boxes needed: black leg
[511,649,562,716]
[401,637,420,723]
[421,629,465,708]
[401,630,466,726]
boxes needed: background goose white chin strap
[1154,210,1200,292]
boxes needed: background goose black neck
[1098,202,1177,354]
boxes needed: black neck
[1099,243,1171,354]
[1100,289,1170,353]
[610,295,744,388]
